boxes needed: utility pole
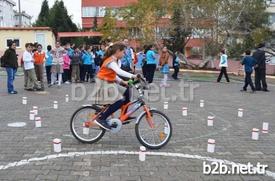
[18,0,22,27]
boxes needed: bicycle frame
[87,78,155,129]
[119,99,154,128]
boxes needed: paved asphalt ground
[0,71,275,181]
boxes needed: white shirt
[23,51,34,70]
[219,54,228,67]
[105,57,135,83]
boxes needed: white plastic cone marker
[252,128,259,140]
[65,94,69,103]
[29,110,35,121]
[164,123,169,134]
[83,124,89,135]
[163,102,168,110]
[262,122,269,133]
[207,116,214,127]
[238,108,243,118]
[22,97,27,105]
[35,117,42,128]
[207,139,215,153]
[182,107,188,116]
[200,100,204,108]
[53,101,58,109]
[53,138,62,153]
[139,146,146,161]
[33,106,38,116]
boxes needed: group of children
[19,40,183,93]
[21,42,106,91]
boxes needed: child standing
[241,50,256,92]
[50,42,64,87]
[62,50,71,84]
[159,47,170,87]
[70,47,82,83]
[217,49,230,83]
[45,45,53,85]
[33,44,46,90]
[23,43,41,91]
[82,45,95,83]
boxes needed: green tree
[35,0,78,43]
[119,0,166,44]
[34,0,50,26]
[99,8,128,41]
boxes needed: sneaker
[9,91,17,94]
[262,89,270,92]
[65,81,71,84]
[240,89,247,92]
[94,120,111,131]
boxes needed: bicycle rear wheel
[135,110,172,149]
[70,105,105,144]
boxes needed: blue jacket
[45,51,53,66]
[82,51,94,65]
[146,50,157,65]
[242,56,256,73]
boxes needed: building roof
[58,31,103,38]
[82,0,137,7]
[0,27,52,31]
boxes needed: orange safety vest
[97,57,116,82]
[33,51,46,65]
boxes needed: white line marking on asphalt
[0,150,274,179]
[7,122,26,127]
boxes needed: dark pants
[80,64,85,81]
[63,69,70,83]
[68,65,72,82]
[144,64,156,83]
[45,66,52,84]
[172,66,179,79]
[84,64,94,82]
[255,68,267,91]
[98,88,130,120]
[217,67,230,82]
[243,72,255,91]
[34,64,44,88]
[6,67,17,93]
[142,65,147,80]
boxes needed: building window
[270,13,275,24]
[6,38,20,48]
[82,7,106,17]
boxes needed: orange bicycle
[70,78,172,149]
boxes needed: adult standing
[1,41,18,94]
[144,45,157,83]
[33,44,46,90]
[121,39,134,73]
[252,43,269,92]
[217,49,230,83]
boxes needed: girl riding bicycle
[94,43,138,131]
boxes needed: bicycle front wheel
[70,105,105,144]
[135,110,172,149]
